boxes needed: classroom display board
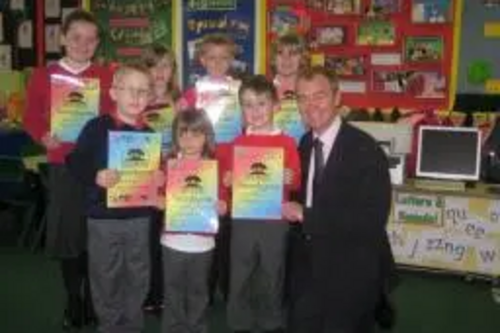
[455,0,500,95]
[178,0,265,87]
[268,0,456,110]
[388,189,500,277]
[0,0,38,69]
[89,0,173,62]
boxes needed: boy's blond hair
[196,33,238,60]
[112,63,153,88]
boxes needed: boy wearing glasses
[67,64,161,333]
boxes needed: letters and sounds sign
[388,192,500,276]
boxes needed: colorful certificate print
[274,98,305,143]
[232,146,284,220]
[165,159,219,234]
[50,74,99,142]
[143,106,175,150]
[107,171,158,208]
[108,131,162,171]
[106,131,162,208]
[195,77,242,143]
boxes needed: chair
[0,155,41,248]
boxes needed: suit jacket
[297,121,395,330]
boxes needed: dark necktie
[313,138,324,202]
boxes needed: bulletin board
[388,186,500,277]
[455,0,500,95]
[0,0,39,70]
[267,0,457,111]
[178,0,266,87]
[87,0,174,63]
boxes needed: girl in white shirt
[160,108,227,333]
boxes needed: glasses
[114,86,151,99]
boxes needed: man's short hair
[297,66,339,91]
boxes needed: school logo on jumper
[184,175,203,190]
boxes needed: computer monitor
[416,126,482,181]
[350,121,413,154]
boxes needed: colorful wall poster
[50,74,99,142]
[90,0,173,62]
[180,0,265,87]
[165,159,219,234]
[232,146,284,220]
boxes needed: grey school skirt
[45,164,87,258]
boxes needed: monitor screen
[350,121,413,154]
[416,126,482,181]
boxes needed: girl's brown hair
[169,108,216,159]
[62,9,99,35]
[141,44,181,102]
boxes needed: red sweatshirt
[23,62,114,164]
[228,132,301,203]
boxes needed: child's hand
[42,133,61,149]
[216,200,228,216]
[284,168,294,185]
[223,171,232,187]
[282,201,303,223]
[152,170,165,186]
[96,169,120,188]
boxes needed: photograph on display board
[310,26,347,47]
[356,21,395,46]
[405,36,443,63]
[325,55,365,77]
[270,5,306,37]
[371,0,400,14]
[411,0,452,23]
[325,0,361,14]
[406,71,446,98]
[372,70,414,93]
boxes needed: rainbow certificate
[50,74,99,142]
[274,98,306,143]
[232,146,284,220]
[165,159,219,234]
[107,131,162,208]
[143,106,175,150]
[196,77,242,143]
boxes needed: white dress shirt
[306,116,342,208]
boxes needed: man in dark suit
[282,66,395,333]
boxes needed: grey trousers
[227,222,289,331]
[87,217,150,333]
[162,246,213,333]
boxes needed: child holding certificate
[179,33,241,304]
[272,34,308,142]
[141,44,181,313]
[160,108,228,333]
[226,75,301,333]
[23,9,113,330]
[67,64,160,333]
